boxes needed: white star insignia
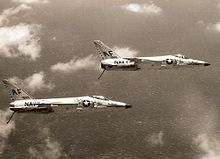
[83,100,90,106]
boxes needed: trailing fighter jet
[93,40,210,79]
[2,79,132,124]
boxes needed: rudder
[2,79,33,101]
[94,40,120,60]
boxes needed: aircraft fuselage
[9,96,130,113]
[100,54,210,71]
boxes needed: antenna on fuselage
[6,111,16,124]
[98,69,106,80]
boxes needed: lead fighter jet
[2,79,132,124]
[94,40,210,79]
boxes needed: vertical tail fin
[93,40,120,60]
[2,79,33,101]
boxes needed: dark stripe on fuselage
[10,107,53,113]
[101,64,140,71]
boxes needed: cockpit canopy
[92,95,110,101]
[174,54,189,59]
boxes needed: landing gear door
[51,104,76,113]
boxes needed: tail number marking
[11,89,21,95]
[103,51,113,57]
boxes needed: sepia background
[0,0,220,158]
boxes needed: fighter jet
[93,40,210,79]
[2,79,132,124]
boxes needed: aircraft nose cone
[125,105,133,109]
[204,63,210,66]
